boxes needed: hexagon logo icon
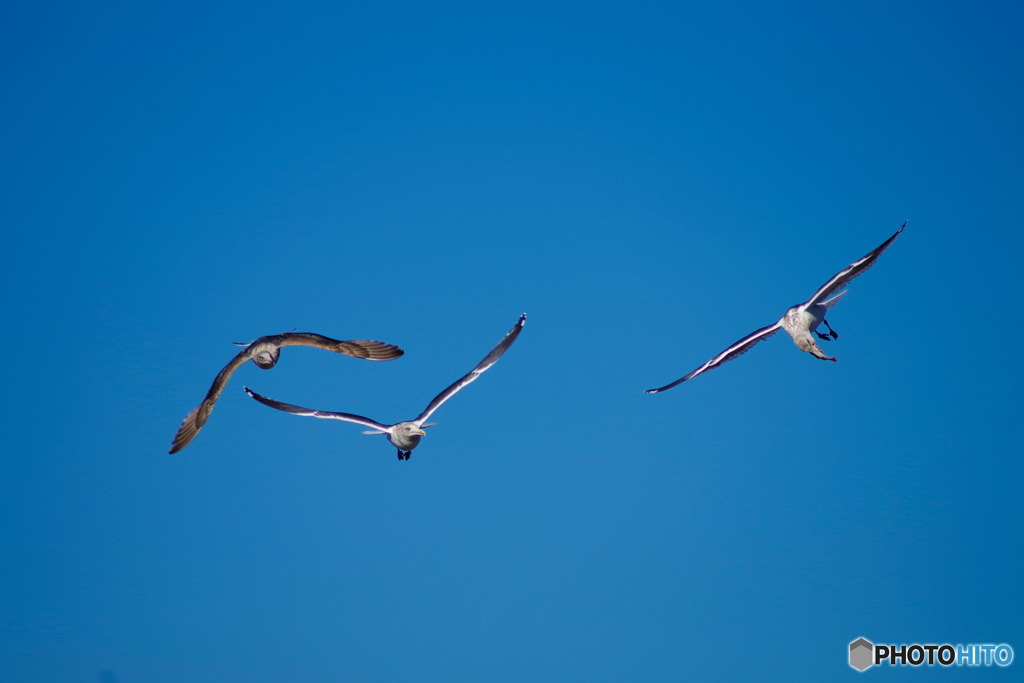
[849,638,874,671]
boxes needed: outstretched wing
[244,387,390,432]
[275,333,404,360]
[414,313,526,425]
[805,223,905,308]
[170,332,401,453]
[169,346,254,453]
[646,322,782,393]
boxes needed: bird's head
[395,422,428,439]
[385,422,428,452]
[251,343,281,369]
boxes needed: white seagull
[170,332,404,453]
[647,223,905,393]
[245,313,526,460]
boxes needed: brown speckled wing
[276,333,404,360]
[169,346,254,453]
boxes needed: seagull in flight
[245,314,526,460]
[647,223,905,393]
[170,332,404,453]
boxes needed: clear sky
[3,1,1022,680]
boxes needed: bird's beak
[413,429,427,436]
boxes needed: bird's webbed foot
[822,318,839,340]
[397,450,411,461]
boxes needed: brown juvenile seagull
[169,332,403,453]
[245,313,526,460]
[647,223,905,393]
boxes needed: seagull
[170,332,404,453]
[647,223,905,393]
[245,313,526,460]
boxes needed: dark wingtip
[349,340,405,361]
[369,344,405,361]
[646,375,688,393]
[168,430,190,454]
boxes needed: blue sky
[2,1,1022,680]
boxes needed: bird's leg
[822,318,839,339]
[396,450,411,461]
